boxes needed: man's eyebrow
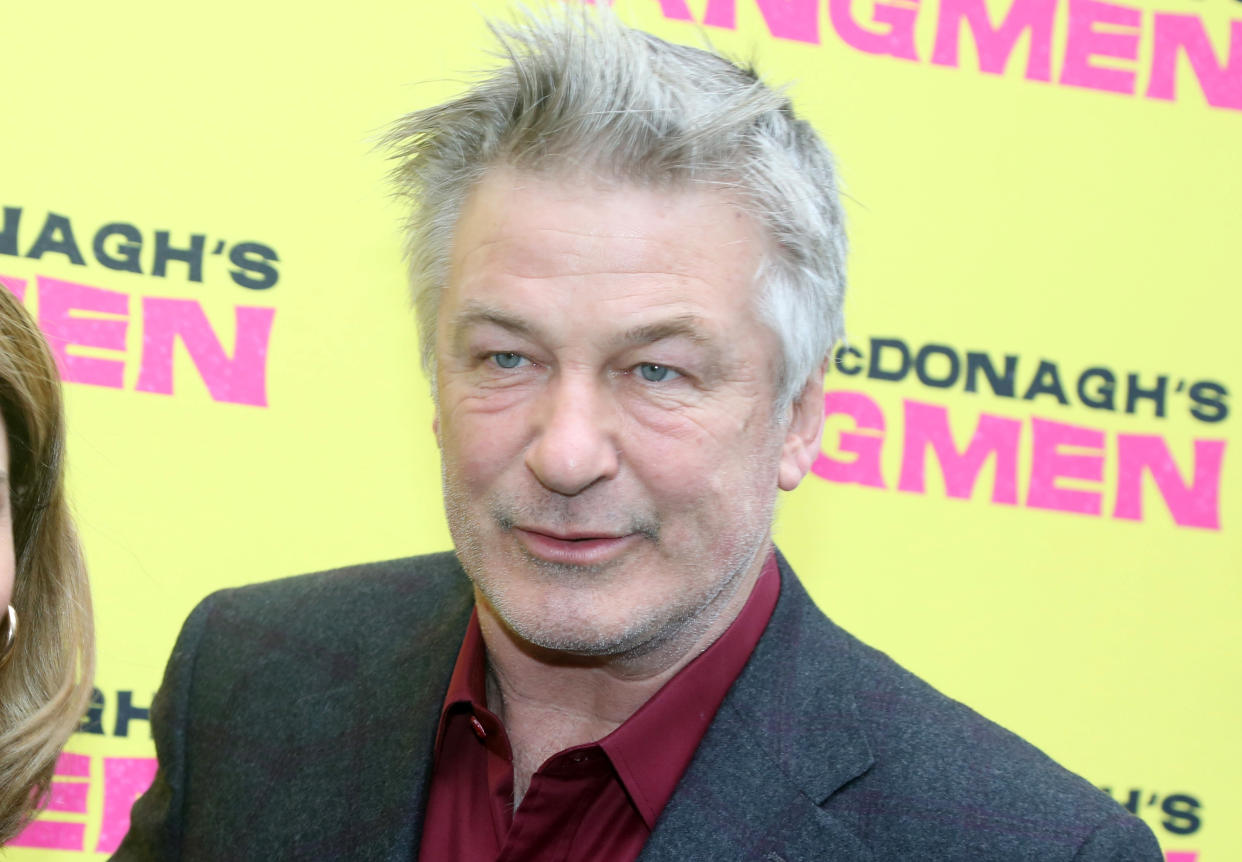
[618,316,712,348]
[449,302,539,341]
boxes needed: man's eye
[636,363,680,382]
[491,352,527,369]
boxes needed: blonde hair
[0,286,94,845]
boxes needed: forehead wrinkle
[465,223,728,281]
[458,232,744,293]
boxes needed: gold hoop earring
[0,605,16,668]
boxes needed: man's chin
[522,630,645,658]
[485,592,676,659]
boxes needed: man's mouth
[511,526,641,566]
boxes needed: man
[115,8,1162,861]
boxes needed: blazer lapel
[349,573,475,860]
[640,551,875,861]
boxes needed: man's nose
[525,375,619,495]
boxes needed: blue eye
[492,352,524,369]
[637,363,679,382]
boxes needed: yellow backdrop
[3,0,1236,858]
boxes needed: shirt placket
[497,747,611,862]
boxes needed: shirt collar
[434,551,781,828]
[598,552,779,827]
[434,604,490,752]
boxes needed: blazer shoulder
[836,627,1160,859]
[750,559,1161,860]
[114,551,470,860]
[175,550,475,701]
[200,550,470,628]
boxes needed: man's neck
[474,553,767,804]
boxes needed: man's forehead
[449,167,763,279]
[441,166,772,368]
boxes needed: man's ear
[777,368,826,492]
[432,410,441,446]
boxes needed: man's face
[435,168,818,657]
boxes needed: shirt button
[469,716,487,739]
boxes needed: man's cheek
[452,439,513,489]
[626,397,719,441]
[445,400,528,456]
[639,451,715,508]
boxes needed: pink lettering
[1026,418,1105,515]
[813,390,888,488]
[56,752,91,777]
[46,781,89,813]
[95,757,159,854]
[0,274,28,301]
[1113,435,1224,529]
[703,0,821,43]
[1165,852,1199,862]
[652,0,696,20]
[9,819,85,850]
[828,0,921,60]
[703,0,738,29]
[35,276,129,389]
[10,753,90,850]
[898,400,1021,503]
[1147,15,1242,110]
[931,0,1055,80]
[585,0,694,17]
[1059,0,1141,95]
[135,299,275,407]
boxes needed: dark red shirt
[418,554,780,862]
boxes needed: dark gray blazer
[113,551,1161,861]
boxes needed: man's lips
[511,527,642,565]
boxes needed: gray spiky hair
[383,4,847,409]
